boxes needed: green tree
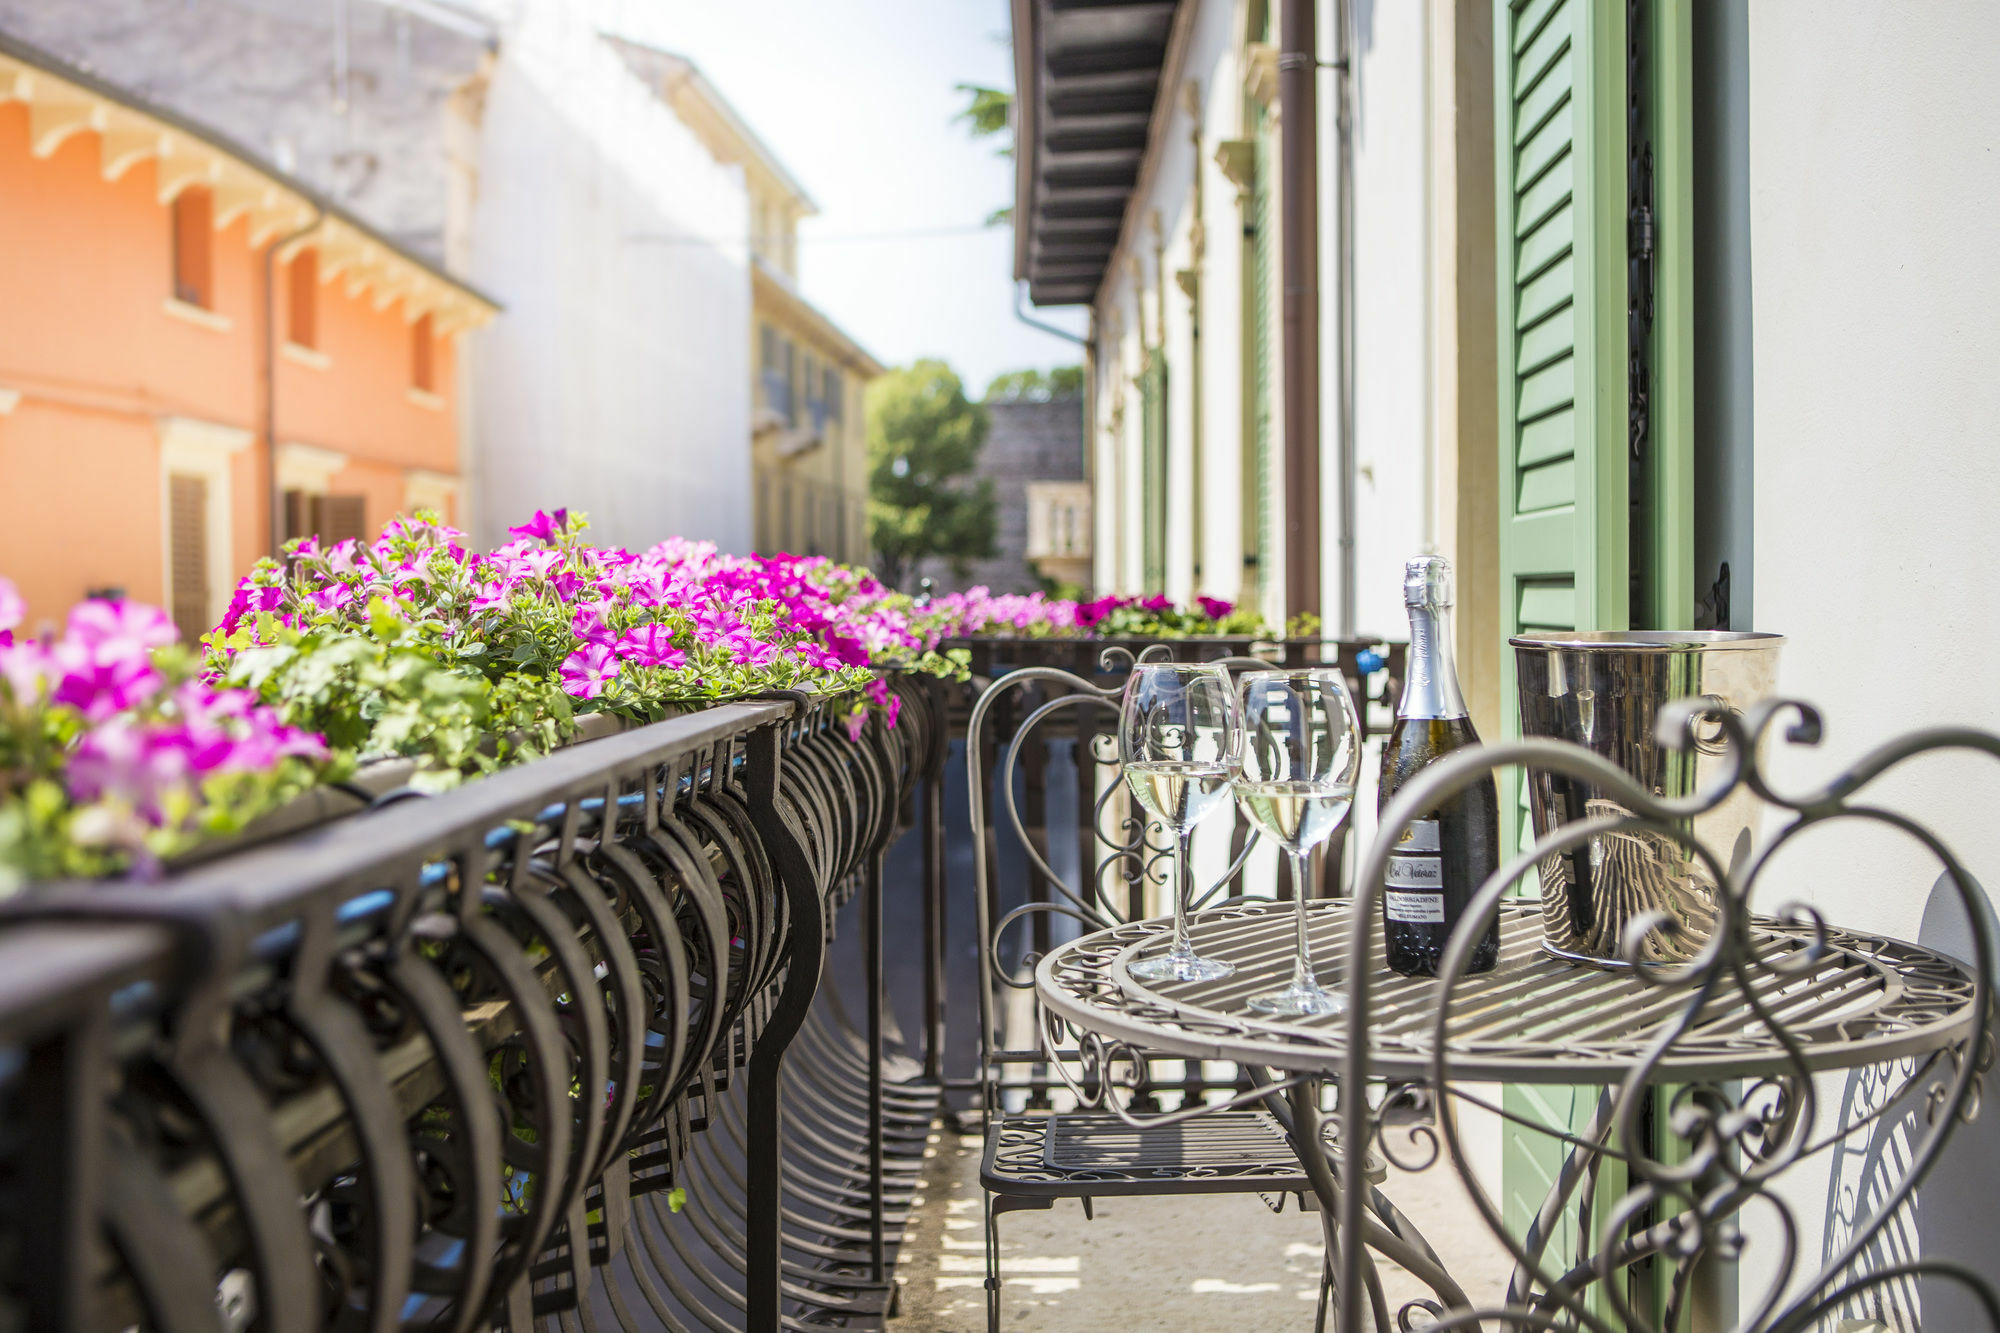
[868,360,998,591]
[954,83,1012,145]
[954,82,1014,225]
[985,366,1084,402]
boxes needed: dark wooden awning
[1011,0,1181,306]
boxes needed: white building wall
[466,0,752,554]
[1340,0,1432,639]
[1196,42,1246,606]
[1086,0,1435,626]
[1746,4,2000,1323]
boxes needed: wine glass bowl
[1117,663,1241,983]
[1233,669,1362,1016]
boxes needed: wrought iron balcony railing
[0,677,951,1333]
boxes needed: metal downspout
[1334,0,1357,636]
[1278,0,1322,626]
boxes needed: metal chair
[966,646,1383,1331]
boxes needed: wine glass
[1233,668,1361,1016]
[1118,662,1241,983]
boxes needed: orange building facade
[0,37,495,641]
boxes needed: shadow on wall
[1817,870,1999,1330]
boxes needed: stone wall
[914,394,1085,596]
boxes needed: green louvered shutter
[1494,0,1695,1316]
[1494,0,1629,1305]
[1498,0,1629,721]
[1249,100,1276,609]
[1140,352,1169,591]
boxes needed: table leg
[1260,1074,1478,1330]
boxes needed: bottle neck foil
[1400,603,1469,720]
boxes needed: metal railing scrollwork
[0,674,951,1333]
[1025,694,1999,1330]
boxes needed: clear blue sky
[603,0,1091,395]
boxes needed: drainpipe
[1278,0,1322,627]
[266,208,325,557]
[1013,279,1088,349]
[1333,0,1357,635]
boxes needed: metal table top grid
[1037,899,1982,1083]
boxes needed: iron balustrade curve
[0,675,952,1333]
[1028,695,1997,1332]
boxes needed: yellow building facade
[616,41,882,562]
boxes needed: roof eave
[1010,0,1037,285]
[0,31,499,327]
[750,259,886,379]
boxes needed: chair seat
[981,1108,1382,1199]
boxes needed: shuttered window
[1494,0,1630,1299]
[171,188,214,309]
[282,491,368,547]
[288,248,319,348]
[167,473,210,644]
[1140,352,1168,592]
[1247,88,1276,609]
[410,313,436,393]
[1493,0,1692,1310]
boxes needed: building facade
[0,33,492,639]
[913,394,1087,595]
[1,0,762,557]
[1015,0,2000,1320]
[610,40,882,566]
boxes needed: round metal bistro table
[1033,897,1990,1331]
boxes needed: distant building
[610,40,883,565]
[0,31,494,638]
[915,394,1087,596]
[0,0,759,556]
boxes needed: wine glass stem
[1172,828,1193,955]
[1290,849,1315,990]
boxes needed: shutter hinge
[1631,202,1654,261]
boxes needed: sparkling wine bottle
[1378,556,1501,977]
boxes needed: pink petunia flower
[47,639,164,720]
[616,623,688,670]
[68,598,178,654]
[560,642,620,699]
[508,509,571,544]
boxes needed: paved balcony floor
[887,1124,1512,1331]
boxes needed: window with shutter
[319,495,367,546]
[288,248,319,348]
[168,473,210,643]
[1139,352,1168,592]
[1492,0,1692,1312]
[282,491,367,547]
[172,188,214,309]
[282,489,311,546]
[410,313,436,393]
[1246,63,1276,613]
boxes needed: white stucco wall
[466,1,752,554]
[1747,4,2000,1323]
[1089,0,1435,627]
[1339,0,1432,641]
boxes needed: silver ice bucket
[1511,631,1784,966]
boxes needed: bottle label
[1385,819,1445,921]
[1385,890,1446,923]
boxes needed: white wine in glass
[1118,663,1241,983]
[1234,669,1362,1016]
